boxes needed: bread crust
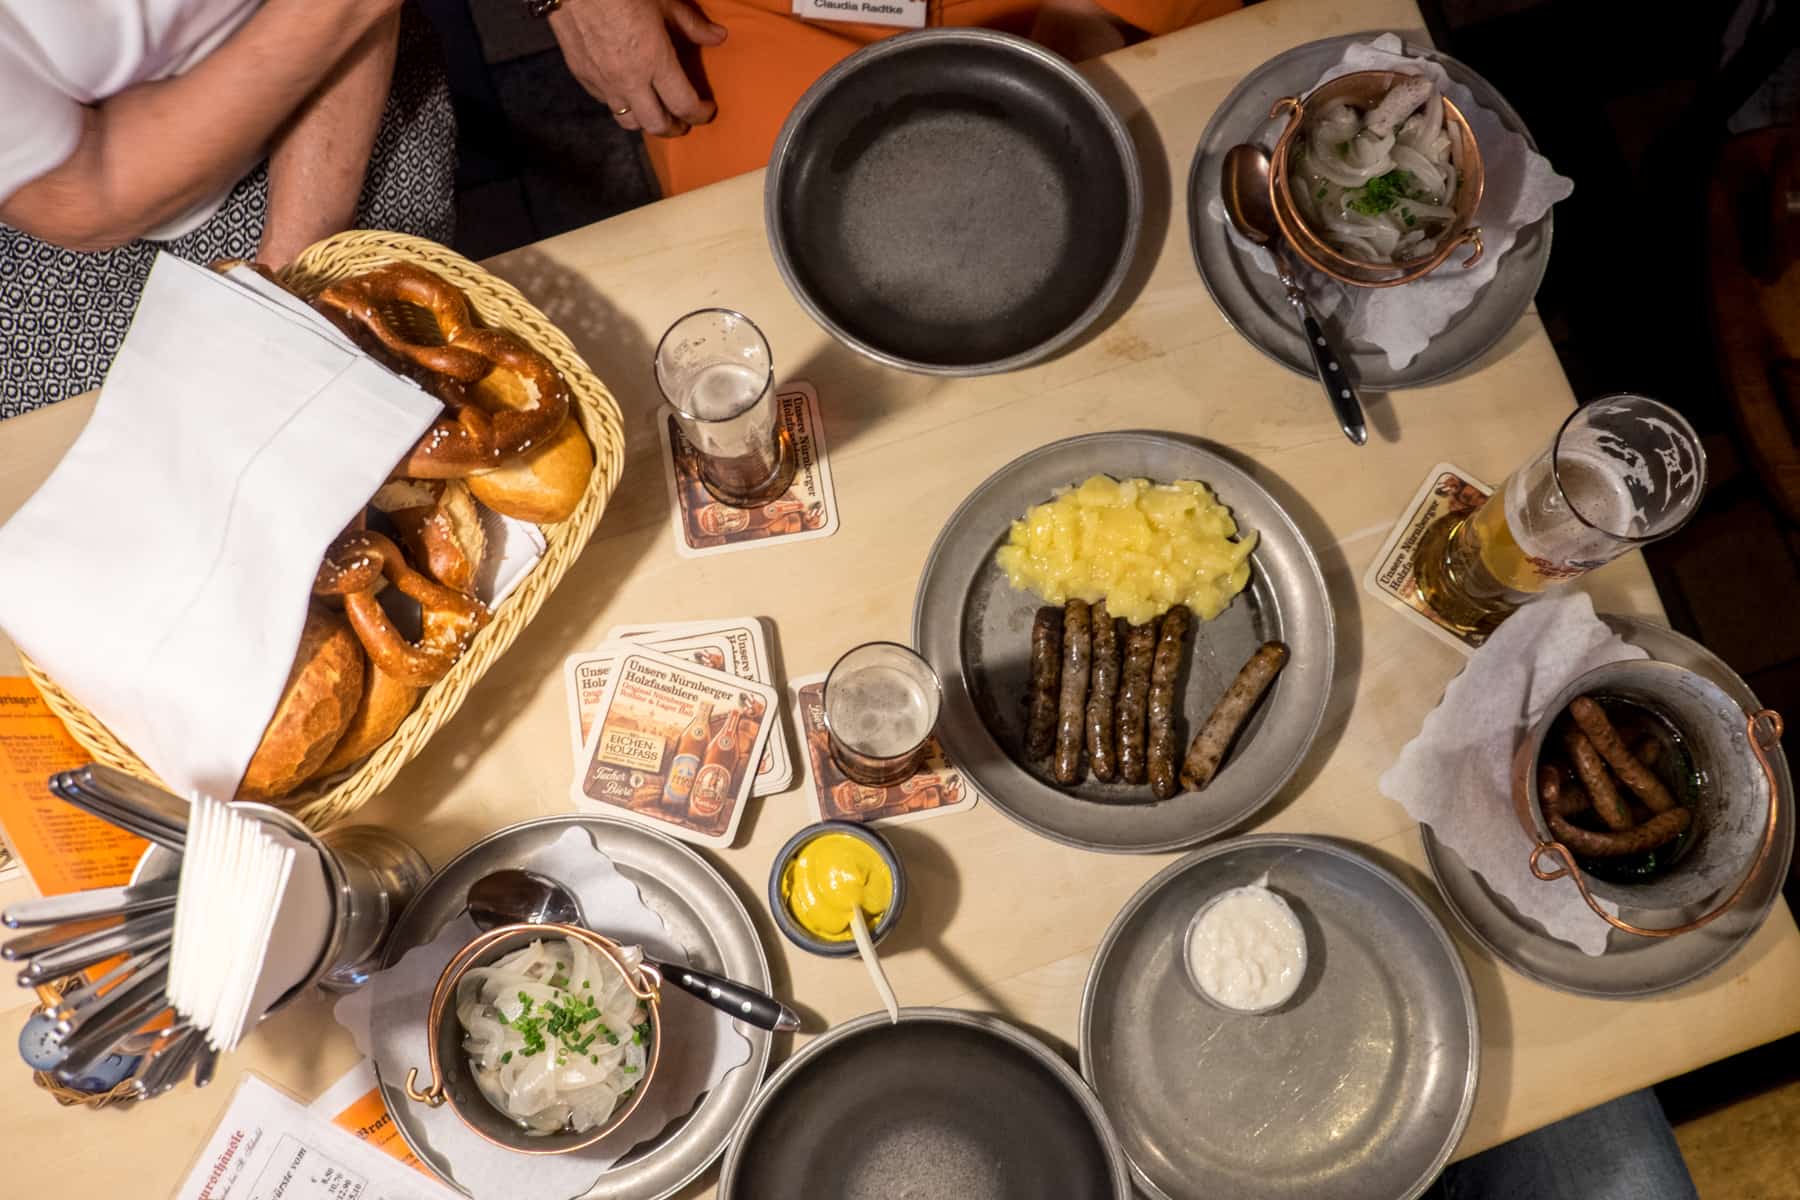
[240,605,364,801]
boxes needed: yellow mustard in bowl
[779,831,895,942]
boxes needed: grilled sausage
[1026,607,1063,760]
[1084,605,1122,782]
[1547,805,1690,858]
[1148,605,1191,800]
[1054,600,1091,785]
[1562,727,1633,831]
[1116,618,1159,785]
[1537,762,1592,818]
[1568,697,1676,813]
[1180,641,1288,791]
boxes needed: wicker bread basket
[19,231,626,829]
[28,980,144,1108]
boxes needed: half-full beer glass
[1413,394,1705,637]
[823,642,942,787]
[655,308,796,507]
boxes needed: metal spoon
[1222,143,1368,447]
[468,868,801,1033]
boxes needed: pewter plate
[1079,835,1479,1200]
[719,1008,1132,1199]
[1189,34,1553,389]
[377,815,773,1200]
[1421,616,1797,999]
[912,432,1334,854]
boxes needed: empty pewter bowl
[719,1007,1130,1199]
[767,29,1142,374]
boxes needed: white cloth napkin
[333,827,754,1200]
[0,253,440,799]
[1220,33,1575,369]
[1379,592,1648,954]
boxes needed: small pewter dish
[766,821,906,958]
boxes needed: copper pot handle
[1528,709,1783,938]
[404,1067,447,1107]
[629,959,664,1002]
[1267,95,1301,123]
[1448,226,1485,269]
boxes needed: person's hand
[548,0,727,137]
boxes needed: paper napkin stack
[171,795,332,1050]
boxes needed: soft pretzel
[315,262,490,381]
[314,264,573,478]
[313,530,490,687]
[371,479,486,593]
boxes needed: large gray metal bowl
[766,29,1143,375]
[719,1008,1132,1199]
[1081,835,1479,1200]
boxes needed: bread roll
[240,605,364,801]
[467,417,592,524]
[311,664,421,780]
[371,479,486,593]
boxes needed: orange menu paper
[0,677,146,895]
[314,1058,433,1175]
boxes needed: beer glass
[655,309,796,507]
[824,642,942,787]
[1414,394,1705,637]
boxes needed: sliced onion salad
[1289,78,1462,265]
[457,938,653,1135]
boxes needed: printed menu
[0,676,145,893]
[176,1074,456,1200]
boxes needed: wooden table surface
[3,0,1797,1195]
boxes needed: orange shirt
[644,0,1239,195]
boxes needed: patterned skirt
[0,9,457,417]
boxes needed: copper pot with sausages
[1511,660,1784,938]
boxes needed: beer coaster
[571,645,778,849]
[604,617,793,795]
[1362,462,1493,654]
[657,381,839,558]
[791,673,981,826]
[562,637,733,769]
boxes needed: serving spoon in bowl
[1222,143,1367,447]
[467,868,801,1033]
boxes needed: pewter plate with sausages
[913,431,1334,854]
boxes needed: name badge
[792,0,927,28]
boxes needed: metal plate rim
[375,813,773,1200]
[911,430,1335,854]
[718,1005,1133,1198]
[1077,832,1481,1200]
[1187,32,1553,390]
[1419,615,1797,999]
[766,27,1145,377]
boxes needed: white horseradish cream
[1184,884,1306,1013]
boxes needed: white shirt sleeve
[0,41,85,206]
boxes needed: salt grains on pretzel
[314,530,490,688]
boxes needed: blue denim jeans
[1426,1089,1699,1200]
